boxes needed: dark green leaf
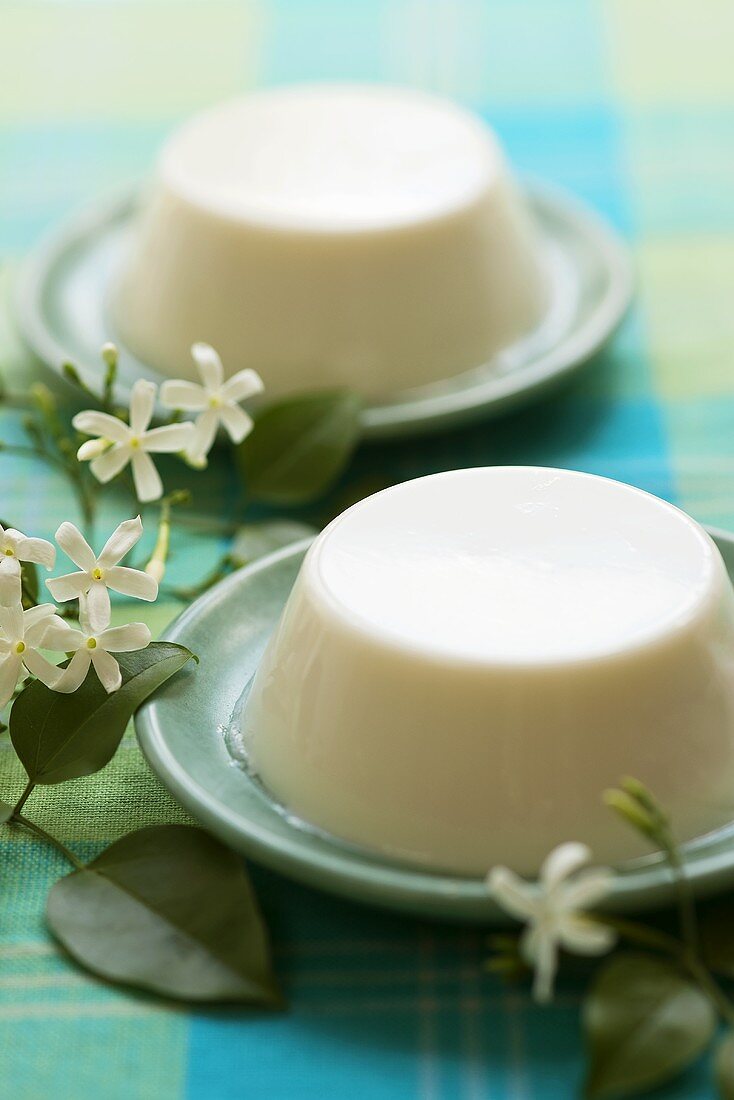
[0,801,13,824]
[583,953,715,1098]
[314,475,393,527]
[716,1032,734,1099]
[10,642,196,785]
[47,824,282,1005]
[229,520,316,567]
[20,560,39,609]
[237,390,363,505]
[701,898,734,976]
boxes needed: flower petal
[91,647,122,692]
[55,521,96,571]
[40,619,84,652]
[129,379,157,435]
[541,843,592,891]
[53,648,92,693]
[221,368,264,404]
[90,445,132,485]
[77,438,111,461]
[86,581,111,634]
[24,605,63,647]
[11,534,55,570]
[486,866,539,922]
[160,380,208,411]
[46,571,89,602]
[192,342,224,391]
[559,915,616,956]
[97,516,143,568]
[188,409,219,461]
[0,654,22,708]
[24,602,61,628]
[218,403,253,445]
[22,648,63,689]
[141,423,195,453]
[131,451,162,503]
[560,868,615,912]
[104,565,158,602]
[98,622,151,652]
[72,410,131,444]
[0,562,21,607]
[0,603,23,640]
[522,926,558,1004]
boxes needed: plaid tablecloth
[1,1,733,1097]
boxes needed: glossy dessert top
[310,466,718,664]
[160,84,500,231]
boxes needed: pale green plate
[136,527,734,923]
[15,181,631,441]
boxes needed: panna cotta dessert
[113,85,547,399]
[243,467,734,875]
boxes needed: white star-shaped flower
[43,608,151,695]
[0,524,55,607]
[0,603,67,707]
[487,842,616,1003]
[46,516,157,633]
[160,343,263,463]
[73,379,195,502]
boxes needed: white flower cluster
[74,343,263,502]
[0,516,156,707]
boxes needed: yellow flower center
[92,567,104,581]
[4,547,14,557]
[129,436,141,449]
[86,638,97,650]
[15,641,25,654]
[208,394,222,409]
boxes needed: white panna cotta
[113,85,546,398]
[243,467,734,875]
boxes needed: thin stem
[589,913,682,957]
[0,443,67,473]
[658,828,700,956]
[11,813,84,871]
[0,442,97,541]
[170,512,241,537]
[13,779,35,816]
[0,391,34,410]
[165,557,232,602]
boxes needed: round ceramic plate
[136,526,734,923]
[15,181,631,441]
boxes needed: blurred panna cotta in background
[242,467,734,876]
[112,84,547,399]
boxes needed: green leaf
[583,953,715,1098]
[20,559,39,609]
[10,642,196,785]
[229,519,316,566]
[716,1032,734,1099]
[701,898,734,976]
[0,801,13,824]
[237,390,363,505]
[47,824,283,1005]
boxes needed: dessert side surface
[112,84,547,398]
[243,467,734,876]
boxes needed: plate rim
[14,179,633,443]
[136,525,734,921]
